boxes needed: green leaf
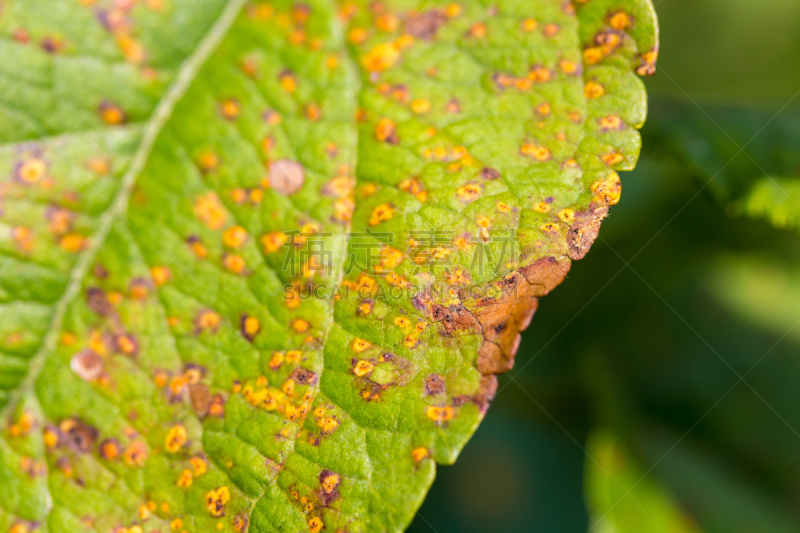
[585,431,703,533]
[0,0,657,531]
[644,101,800,232]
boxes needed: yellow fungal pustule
[123,441,148,466]
[177,468,193,488]
[308,517,323,533]
[369,203,394,226]
[543,23,559,37]
[55,231,83,253]
[637,49,658,76]
[292,319,310,333]
[353,360,374,377]
[467,22,486,38]
[18,158,46,183]
[374,118,397,142]
[352,338,372,352]
[608,11,632,31]
[376,13,398,32]
[411,98,431,114]
[44,428,59,449]
[321,472,340,493]
[599,115,623,131]
[522,18,537,32]
[558,209,576,224]
[602,152,625,166]
[278,70,297,92]
[445,3,462,17]
[540,222,559,233]
[456,183,481,203]
[583,46,605,65]
[222,225,248,248]
[197,310,221,331]
[520,143,551,161]
[99,101,126,125]
[261,232,287,253]
[348,27,368,44]
[318,417,340,434]
[529,65,552,83]
[223,254,246,274]
[361,43,400,71]
[305,102,322,121]
[242,315,260,339]
[592,172,622,205]
[219,99,240,120]
[191,456,208,476]
[194,192,227,230]
[151,266,171,286]
[165,425,188,453]
[584,81,605,99]
[206,486,230,517]
[559,59,578,75]
[412,446,429,462]
[425,405,454,422]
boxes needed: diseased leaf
[0,0,657,531]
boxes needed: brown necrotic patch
[290,367,318,386]
[70,349,104,381]
[58,418,98,453]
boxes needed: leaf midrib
[0,0,248,421]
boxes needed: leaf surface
[0,0,656,531]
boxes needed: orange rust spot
[374,118,397,143]
[558,209,576,223]
[591,172,622,205]
[59,233,86,253]
[220,99,240,120]
[412,446,429,462]
[411,98,430,114]
[352,338,372,352]
[353,360,374,377]
[177,469,193,488]
[279,70,297,92]
[191,455,208,476]
[369,203,394,226]
[456,183,481,203]
[165,425,187,453]
[223,254,246,274]
[602,152,625,166]
[194,193,227,230]
[261,232,287,253]
[99,101,126,125]
[425,405,453,422]
[151,266,171,286]
[292,319,310,333]
[584,81,605,99]
[308,517,323,533]
[467,22,486,38]
[608,11,632,31]
[18,158,46,183]
[223,226,248,248]
[599,115,623,131]
[520,143,551,161]
[206,486,230,517]
[123,441,148,466]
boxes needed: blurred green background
[408,1,800,532]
